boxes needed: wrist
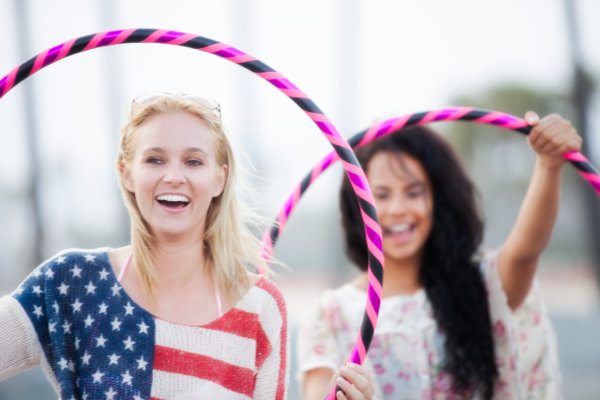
[536,155,566,171]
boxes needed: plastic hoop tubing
[0,28,385,379]
[262,105,599,398]
[262,106,600,260]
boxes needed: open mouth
[156,194,190,209]
[384,223,411,234]
[383,223,416,244]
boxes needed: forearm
[303,368,336,400]
[506,158,562,260]
[0,296,41,380]
[499,158,563,308]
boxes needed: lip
[383,222,415,244]
[386,223,411,233]
[155,192,190,214]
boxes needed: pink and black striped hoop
[262,106,599,399]
[0,28,384,398]
[262,106,600,260]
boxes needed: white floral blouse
[296,251,562,399]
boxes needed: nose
[387,193,407,215]
[163,163,186,184]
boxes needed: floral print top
[296,251,562,399]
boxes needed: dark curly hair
[340,125,498,399]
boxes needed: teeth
[389,224,410,233]
[156,194,190,203]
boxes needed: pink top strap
[215,286,223,318]
[117,253,132,283]
[117,252,222,318]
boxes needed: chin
[385,247,422,263]
[154,226,193,239]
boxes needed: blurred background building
[0,0,599,398]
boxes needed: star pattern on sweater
[14,250,154,400]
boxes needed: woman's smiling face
[122,110,227,241]
[367,151,434,266]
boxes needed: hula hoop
[262,107,600,260]
[261,106,599,398]
[0,28,384,398]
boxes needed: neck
[362,252,422,296]
[354,257,422,297]
[151,239,209,287]
[381,258,421,296]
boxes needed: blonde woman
[0,94,289,399]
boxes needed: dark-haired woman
[297,112,580,399]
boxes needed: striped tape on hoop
[262,107,600,262]
[0,28,384,399]
[262,106,598,398]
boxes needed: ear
[120,161,135,193]
[213,164,228,198]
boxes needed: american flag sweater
[0,248,289,399]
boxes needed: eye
[186,159,204,167]
[145,156,163,165]
[406,186,426,198]
[374,192,389,200]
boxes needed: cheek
[414,198,434,224]
[373,200,388,217]
[130,168,159,197]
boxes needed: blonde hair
[116,94,271,297]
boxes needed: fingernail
[525,111,539,124]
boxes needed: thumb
[524,111,540,126]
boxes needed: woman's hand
[334,362,375,400]
[525,111,582,169]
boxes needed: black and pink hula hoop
[262,107,600,259]
[0,28,384,399]
[261,105,599,398]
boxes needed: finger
[529,117,575,151]
[525,110,540,126]
[538,122,579,150]
[336,390,348,400]
[336,376,363,400]
[537,129,569,153]
[341,364,372,395]
[554,138,583,156]
[527,119,552,148]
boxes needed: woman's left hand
[525,111,583,169]
[334,362,375,400]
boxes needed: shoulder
[40,247,110,272]
[12,247,111,302]
[251,277,287,314]
[299,282,361,326]
[232,277,288,338]
[477,249,501,289]
[316,282,363,308]
[43,248,111,284]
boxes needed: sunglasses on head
[131,92,221,120]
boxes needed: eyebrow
[371,180,426,192]
[141,147,208,155]
[406,181,426,190]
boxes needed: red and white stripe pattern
[149,278,288,400]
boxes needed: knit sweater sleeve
[252,278,290,400]
[0,295,43,380]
